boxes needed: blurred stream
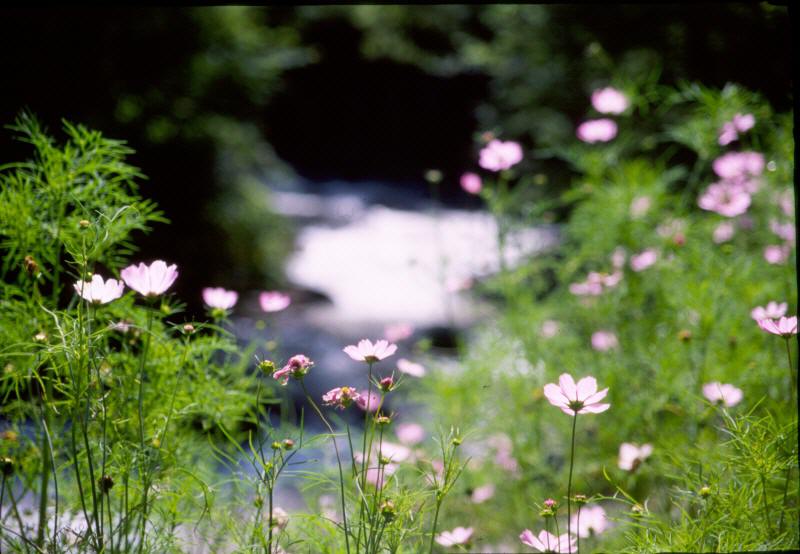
[227,180,558,512]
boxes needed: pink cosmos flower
[630,196,651,218]
[777,189,794,216]
[471,483,496,504]
[397,358,426,377]
[383,323,414,343]
[569,281,604,296]
[540,320,560,338]
[273,354,314,385]
[343,339,398,363]
[73,274,125,304]
[591,331,619,352]
[713,221,736,244]
[630,249,657,272]
[712,151,765,180]
[435,527,474,547]
[591,87,629,114]
[109,320,132,333]
[395,422,425,445]
[460,172,483,194]
[764,245,791,265]
[733,113,755,132]
[751,302,788,321]
[379,441,412,463]
[770,220,796,244]
[355,389,382,412]
[121,260,178,297]
[321,387,361,410]
[259,291,291,312]
[698,182,751,217]
[543,374,610,416]
[757,316,798,337]
[570,505,608,538]
[519,529,576,553]
[618,442,653,471]
[479,139,523,172]
[576,119,618,143]
[611,247,626,269]
[718,122,738,146]
[202,287,238,310]
[702,382,743,407]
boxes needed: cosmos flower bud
[257,360,276,375]
[271,441,282,450]
[375,415,392,426]
[282,439,295,450]
[379,376,395,392]
[451,436,462,446]
[379,455,391,466]
[678,329,692,342]
[631,504,644,517]
[1,456,15,476]
[99,475,114,494]
[380,499,397,521]
[23,255,38,275]
[573,494,588,505]
[2,430,18,443]
[699,485,712,498]
[34,332,48,343]
[79,219,90,228]
[183,324,196,334]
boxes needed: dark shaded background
[0,5,792,313]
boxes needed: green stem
[760,473,772,539]
[784,338,796,406]
[428,499,442,554]
[566,415,578,554]
[778,465,791,535]
[137,305,155,553]
[300,382,351,554]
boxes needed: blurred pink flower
[618,442,653,471]
[321,387,361,409]
[435,527,474,547]
[712,151,765,180]
[702,382,743,407]
[630,195,651,218]
[630,249,657,272]
[718,122,738,146]
[770,220,796,244]
[460,172,483,194]
[479,139,523,171]
[273,354,313,385]
[395,422,425,445]
[751,302,788,321]
[576,119,618,143]
[396,358,426,377]
[259,291,291,312]
[569,281,604,296]
[121,260,178,297]
[471,483,496,504]
[202,287,238,310]
[109,320,131,333]
[713,221,735,244]
[543,373,610,416]
[379,441,412,463]
[355,389,382,412]
[365,463,397,489]
[384,323,414,343]
[733,113,755,132]
[591,87,629,114]
[777,189,794,216]
[757,316,798,337]
[764,245,790,265]
[698,182,751,217]
[591,331,619,352]
[519,530,576,553]
[540,320,560,338]
[570,505,608,538]
[344,339,397,363]
[611,247,626,269]
[74,274,125,304]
